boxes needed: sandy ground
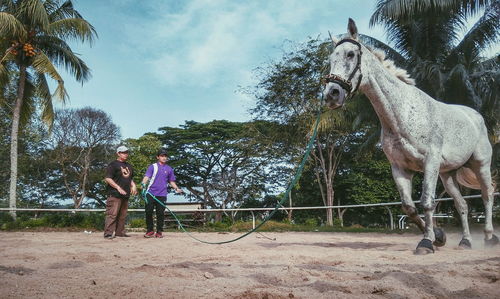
[0,230,499,299]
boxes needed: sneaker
[155,232,163,238]
[144,231,155,238]
[104,234,114,239]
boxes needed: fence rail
[1,193,497,213]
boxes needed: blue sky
[56,0,387,139]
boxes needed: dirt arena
[1,231,499,298]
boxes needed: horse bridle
[323,38,363,99]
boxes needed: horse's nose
[326,86,340,101]
[323,83,345,109]
[329,88,340,99]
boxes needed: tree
[124,134,162,208]
[370,0,500,140]
[0,0,96,218]
[158,120,283,221]
[49,107,120,208]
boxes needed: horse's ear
[328,31,339,47]
[347,18,358,40]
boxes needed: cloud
[141,0,322,88]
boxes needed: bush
[0,213,14,226]
[129,218,146,228]
[20,218,48,228]
[81,213,105,230]
[304,218,318,226]
[0,212,105,230]
[206,221,230,231]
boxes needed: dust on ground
[1,231,499,298]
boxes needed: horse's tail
[456,167,497,191]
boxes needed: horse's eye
[347,51,355,58]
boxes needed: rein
[323,38,363,99]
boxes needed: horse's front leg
[391,165,425,231]
[415,160,441,255]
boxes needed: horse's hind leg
[470,140,498,246]
[472,163,498,245]
[440,172,472,249]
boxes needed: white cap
[116,145,129,153]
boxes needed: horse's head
[323,18,363,109]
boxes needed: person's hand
[117,187,127,195]
[140,183,147,189]
[131,185,138,196]
[174,188,184,194]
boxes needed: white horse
[323,19,498,254]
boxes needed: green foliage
[129,218,146,228]
[125,134,162,185]
[206,221,231,231]
[155,120,284,209]
[0,212,105,230]
[304,218,319,226]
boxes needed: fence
[1,193,498,230]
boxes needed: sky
[58,0,494,140]
[56,0,387,139]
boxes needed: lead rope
[140,95,324,244]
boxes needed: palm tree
[0,0,96,218]
[370,0,500,141]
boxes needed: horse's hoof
[458,238,472,250]
[485,234,499,247]
[415,239,434,255]
[433,227,446,247]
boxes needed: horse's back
[437,102,491,168]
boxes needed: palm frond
[31,51,63,82]
[34,72,56,127]
[41,95,55,128]
[46,0,83,20]
[370,0,492,26]
[31,51,69,103]
[48,18,97,45]
[411,58,445,95]
[18,0,49,30]
[446,1,500,68]
[316,109,349,134]
[0,0,16,12]
[443,63,481,107]
[19,72,37,127]
[51,79,68,103]
[35,35,91,82]
[0,11,27,40]
[359,34,407,66]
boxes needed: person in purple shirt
[141,147,182,238]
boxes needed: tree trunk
[9,65,27,220]
[287,190,293,222]
[385,206,394,230]
[338,208,347,227]
[326,185,334,226]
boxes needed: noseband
[324,39,363,99]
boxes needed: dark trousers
[145,194,166,232]
[104,196,128,236]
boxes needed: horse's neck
[360,54,431,133]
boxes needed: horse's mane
[335,36,415,85]
[369,47,415,85]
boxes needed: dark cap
[157,147,168,156]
